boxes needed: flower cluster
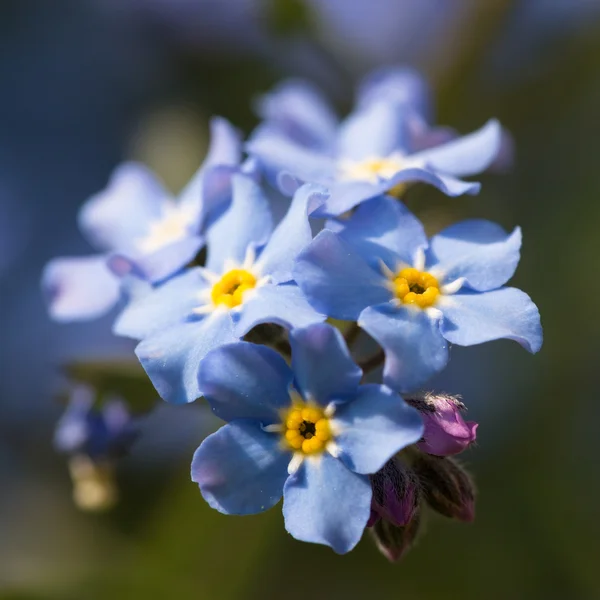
[43,68,542,558]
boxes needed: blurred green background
[1,1,600,598]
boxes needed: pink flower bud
[409,393,477,456]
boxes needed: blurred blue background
[1,1,600,598]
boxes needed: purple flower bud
[413,454,476,523]
[370,510,422,563]
[370,459,420,527]
[408,393,477,456]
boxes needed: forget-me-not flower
[248,70,502,217]
[54,385,137,460]
[191,323,424,553]
[115,176,327,405]
[42,117,242,322]
[294,196,542,392]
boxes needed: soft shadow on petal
[192,421,289,515]
[289,323,362,405]
[198,342,293,423]
[359,304,448,393]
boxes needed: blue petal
[336,196,427,270]
[356,67,432,120]
[290,323,361,405]
[294,230,391,320]
[234,283,325,338]
[255,79,338,150]
[311,180,388,218]
[205,175,273,273]
[336,101,411,160]
[78,162,170,252]
[135,311,237,404]
[359,304,449,393]
[192,421,289,515]
[197,342,293,423]
[255,184,328,284]
[113,267,208,340]
[283,453,371,554]
[386,167,481,197]
[203,116,243,170]
[440,288,543,352]
[201,165,238,222]
[412,119,501,177]
[179,117,242,221]
[333,384,424,474]
[108,234,204,285]
[315,167,480,217]
[246,134,336,190]
[428,220,522,291]
[42,255,120,322]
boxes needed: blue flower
[115,176,327,405]
[191,323,424,554]
[294,196,542,392]
[42,117,243,322]
[248,69,503,217]
[54,385,137,460]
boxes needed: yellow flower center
[283,403,332,455]
[210,269,257,309]
[339,153,405,184]
[394,267,440,309]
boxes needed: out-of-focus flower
[253,67,431,152]
[42,118,242,322]
[54,385,137,461]
[55,385,138,511]
[248,69,502,216]
[115,178,327,405]
[191,323,424,553]
[295,195,542,392]
[407,393,477,456]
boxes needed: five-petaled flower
[248,69,503,217]
[114,176,327,405]
[191,323,424,554]
[42,117,243,322]
[294,195,542,392]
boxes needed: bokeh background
[2,1,600,598]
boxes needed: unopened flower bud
[370,509,422,563]
[413,454,475,522]
[407,393,477,456]
[370,458,420,527]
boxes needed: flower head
[54,385,137,460]
[114,176,327,404]
[248,69,503,217]
[191,323,424,553]
[294,195,542,392]
[42,117,243,322]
